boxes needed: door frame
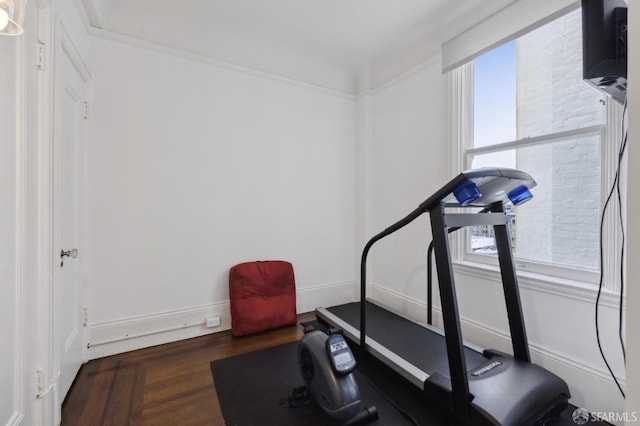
[17,0,91,424]
[28,6,91,424]
[51,17,91,418]
[28,2,55,425]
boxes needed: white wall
[366,52,629,420]
[53,0,92,60]
[366,58,449,315]
[94,1,354,94]
[1,33,19,426]
[625,1,640,422]
[86,33,358,357]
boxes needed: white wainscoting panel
[296,281,355,314]
[88,281,355,359]
[88,301,232,359]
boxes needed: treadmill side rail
[316,307,429,390]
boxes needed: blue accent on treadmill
[432,168,537,209]
[453,180,482,206]
[507,185,533,206]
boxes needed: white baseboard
[297,280,356,313]
[87,302,232,359]
[370,283,626,423]
[87,281,355,360]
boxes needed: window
[451,8,623,286]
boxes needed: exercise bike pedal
[288,385,311,408]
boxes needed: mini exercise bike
[290,327,378,425]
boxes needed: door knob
[61,248,78,258]
[61,248,78,267]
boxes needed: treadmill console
[326,334,356,375]
[419,167,537,211]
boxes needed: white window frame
[448,57,624,293]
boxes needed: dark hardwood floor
[62,312,316,425]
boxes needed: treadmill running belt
[325,302,488,380]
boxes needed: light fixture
[0,0,26,36]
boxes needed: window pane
[468,134,601,271]
[474,41,516,147]
[473,9,605,148]
[469,7,605,274]
[517,9,604,137]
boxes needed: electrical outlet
[206,316,221,328]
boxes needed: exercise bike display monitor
[327,334,357,375]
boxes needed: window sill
[452,260,623,309]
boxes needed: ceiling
[82,0,514,93]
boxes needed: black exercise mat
[210,340,449,426]
[211,338,606,426]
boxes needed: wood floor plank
[138,388,221,426]
[80,359,121,425]
[60,359,99,425]
[102,361,145,425]
[62,312,315,425]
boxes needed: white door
[57,44,88,401]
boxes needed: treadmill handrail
[359,201,494,347]
[360,205,425,348]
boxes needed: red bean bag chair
[229,260,297,336]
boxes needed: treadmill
[316,167,570,426]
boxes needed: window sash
[449,62,624,292]
[464,248,601,284]
[462,127,604,284]
[465,125,605,159]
